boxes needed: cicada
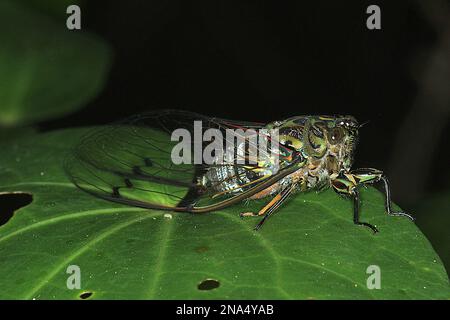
[65,110,414,233]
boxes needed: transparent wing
[65,110,299,212]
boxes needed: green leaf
[0,1,111,127]
[0,128,448,299]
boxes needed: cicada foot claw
[357,222,379,234]
[388,211,415,221]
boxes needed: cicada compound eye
[328,127,344,145]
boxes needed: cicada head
[324,115,359,170]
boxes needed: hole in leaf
[0,193,32,226]
[79,291,93,299]
[197,279,220,291]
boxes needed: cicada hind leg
[240,183,297,230]
[331,168,414,234]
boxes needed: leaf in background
[0,128,448,299]
[0,1,111,127]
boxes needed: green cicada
[66,110,414,233]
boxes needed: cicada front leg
[331,172,379,233]
[350,168,414,221]
[240,183,297,231]
[331,168,414,234]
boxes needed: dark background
[35,0,449,268]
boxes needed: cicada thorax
[274,116,329,159]
[269,116,352,192]
[303,119,328,159]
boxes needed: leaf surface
[0,128,448,299]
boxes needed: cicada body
[66,110,413,232]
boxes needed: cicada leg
[331,171,379,233]
[240,184,296,230]
[378,175,415,220]
[331,168,414,233]
[350,168,414,221]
